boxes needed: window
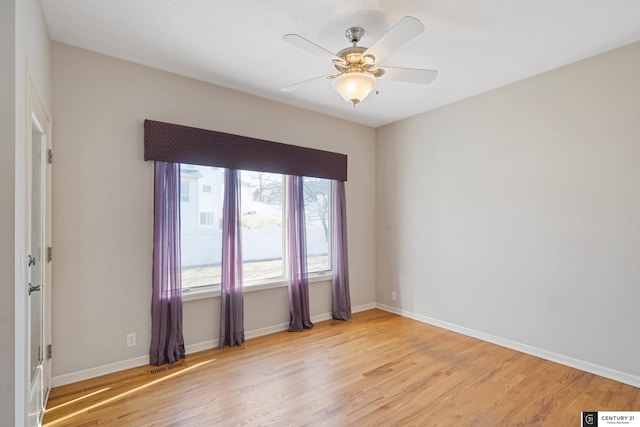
[180,179,190,201]
[199,212,214,226]
[179,164,332,292]
[240,171,285,283]
[180,165,224,289]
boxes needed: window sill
[181,273,332,302]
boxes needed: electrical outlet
[126,333,136,347]
[391,291,397,301]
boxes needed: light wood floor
[44,309,639,426]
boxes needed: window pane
[180,165,224,289]
[240,171,284,282]
[199,212,214,226]
[303,177,331,273]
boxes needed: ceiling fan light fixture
[332,72,377,105]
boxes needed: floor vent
[148,367,167,375]
[147,360,186,376]
[167,360,186,370]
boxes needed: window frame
[181,273,332,301]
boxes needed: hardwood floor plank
[44,309,639,426]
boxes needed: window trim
[182,272,332,302]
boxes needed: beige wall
[1,0,52,424]
[0,0,16,423]
[376,42,640,381]
[51,43,376,380]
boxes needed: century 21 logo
[583,412,596,426]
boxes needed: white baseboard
[51,355,150,387]
[52,303,377,387]
[353,302,377,312]
[185,340,217,354]
[376,303,640,389]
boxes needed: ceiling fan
[282,16,438,106]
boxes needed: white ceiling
[40,0,640,128]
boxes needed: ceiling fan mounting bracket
[345,27,365,45]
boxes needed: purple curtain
[287,175,314,332]
[219,168,245,347]
[150,162,185,365]
[331,180,352,320]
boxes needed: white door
[27,73,51,427]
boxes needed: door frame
[24,64,52,426]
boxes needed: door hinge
[47,246,53,263]
[47,149,53,164]
[47,344,52,360]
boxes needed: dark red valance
[144,120,347,181]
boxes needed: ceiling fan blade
[281,74,332,92]
[379,67,438,85]
[364,16,425,64]
[282,34,343,63]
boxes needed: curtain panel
[287,175,314,331]
[219,168,245,347]
[150,162,186,365]
[331,180,352,320]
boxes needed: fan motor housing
[334,46,377,73]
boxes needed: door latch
[28,283,41,295]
